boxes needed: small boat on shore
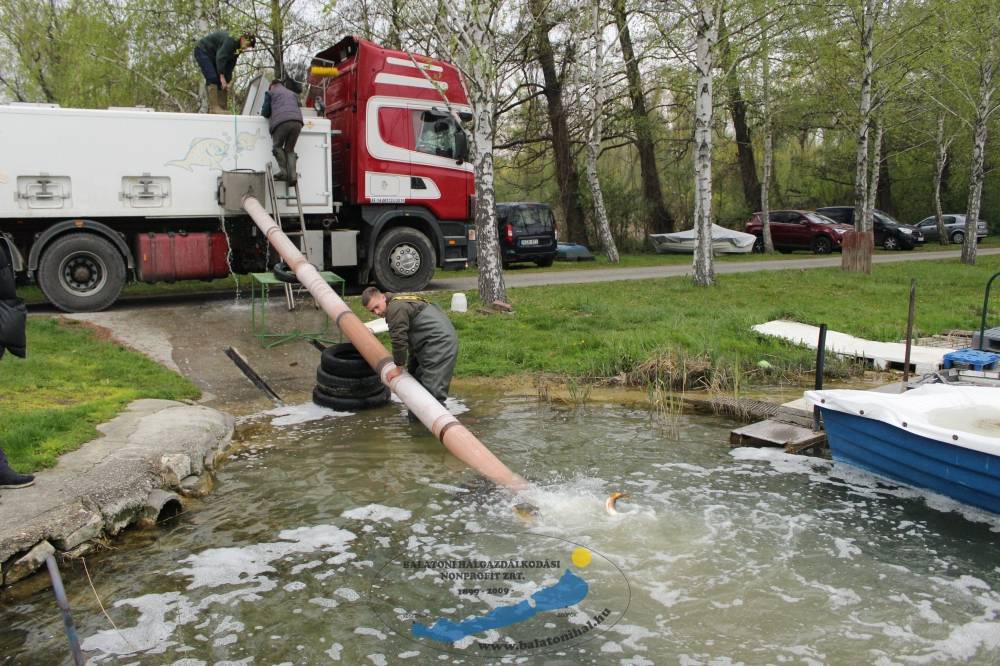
[806,385,1000,513]
[648,224,756,254]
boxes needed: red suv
[744,210,853,254]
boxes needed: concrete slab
[0,400,233,586]
[753,320,955,375]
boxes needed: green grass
[441,256,1000,382]
[0,318,200,473]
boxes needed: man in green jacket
[362,288,458,409]
[194,30,256,114]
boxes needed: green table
[250,271,346,348]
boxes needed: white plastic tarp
[649,224,756,249]
[805,385,1000,455]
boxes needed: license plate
[521,238,539,246]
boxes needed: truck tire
[315,377,387,399]
[37,234,126,313]
[321,342,376,378]
[316,366,384,396]
[372,227,435,293]
[311,386,391,411]
[272,261,298,283]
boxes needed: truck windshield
[414,112,458,159]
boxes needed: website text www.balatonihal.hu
[476,608,612,652]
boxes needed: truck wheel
[37,234,126,312]
[321,342,376,378]
[752,236,764,253]
[811,236,832,254]
[373,228,435,293]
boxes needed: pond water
[2,394,1000,665]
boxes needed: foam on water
[340,504,412,522]
[263,402,354,425]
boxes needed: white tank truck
[0,91,339,312]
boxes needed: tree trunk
[692,2,718,287]
[611,0,674,234]
[876,134,892,212]
[844,0,876,273]
[760,32,774,253]
[531,0,589,245]
[718,19,760,211]
[196,0,212,112]
[729,81,761,213]
[933,114,951,245]
[270,0,284,79]
[760,9,774,253]
[386,0,403,49]
[586,0,619,263]
[867,120,882,213]
[963,53,994,266]
[471,101,508,304]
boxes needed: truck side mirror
[455,130,470,164]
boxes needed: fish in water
[605,492,630,515]
[512,502,540,521]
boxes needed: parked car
[495,202,558,267]
[744,209,853,254]
[815,206,925,250]
[913,214,988,244]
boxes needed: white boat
[648,224,756,254]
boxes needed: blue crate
[942,349,1000,371]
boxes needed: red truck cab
[308,36,475,291]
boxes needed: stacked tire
[312,343,391,411]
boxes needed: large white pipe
[242,196,530,492]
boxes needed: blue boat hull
[819,408,1000,514]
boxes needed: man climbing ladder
[261,78,304,186]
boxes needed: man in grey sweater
[362,288,458,408]
[261,78,305,185]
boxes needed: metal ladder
[265,162,308,310]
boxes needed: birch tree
[691,0,722,287]
[584,0,619,262]
[851,0,882,239]
[758,11,774,253]
[922,0,999,265]
[410,0,529,305]
[867,118,883,213]
[931,113,953,245]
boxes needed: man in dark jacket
[261,78,304,185]
[0,244,33,489]
[362,288,458,408]
[194,30,255,114]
